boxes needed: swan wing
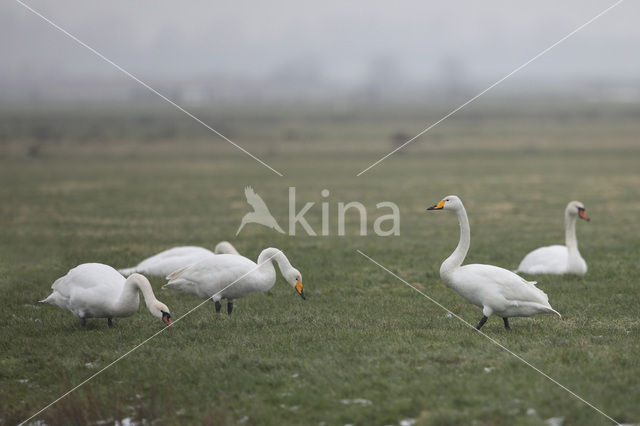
[164,254,256,299]
[119,246,215,276]
[459,264,549,306]
[517,245,568,274]
[43,263,125,316]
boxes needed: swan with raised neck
[428,195,560,331]
[516,201,589,275]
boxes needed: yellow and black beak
[295,281,306,300]
[578,207,590,221]
[427,200,446,211]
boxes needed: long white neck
[115,274,158,315]
[255,248,291,290]
[440,205,470,278]
[564,210,579,253]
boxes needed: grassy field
[1,103,639,425]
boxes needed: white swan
[118,241,240,277]
[40,263,172,328]
[428,195,560,330]
[516,201,589,276]
[164,247,304,314]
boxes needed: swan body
[428,195,560,330]
[516,201,589,276]
[164,247,304,314]
[118,241,239,277]
[41,263,172,327]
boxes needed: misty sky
[2,0,640,89]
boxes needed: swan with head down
[164,247,305,315]
[41,263,172,328]
[118,241,239,277]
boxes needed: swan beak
[578,208,590,221]
[296,281,306,300]
[427,200,446,210]
[162,312,172,326]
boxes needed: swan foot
[214,301,222,313]
[475,315,488,330]
[108,318,114,328]
[227,301,234,315]
[503,317,510,330]
[80,317,86,328]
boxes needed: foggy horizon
[2,1,639,105]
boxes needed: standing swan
[516,201,589,276]
[428,195,560,330]
[164,248,305,315]
[41,263,172,328]
[118,241,240,277]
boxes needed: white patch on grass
[445,313,453,318]
[484,367,494,373]
[291,373,299,378]
[545,417,565,426]
[341,398,372,406]
[238,416,249,423]
[400,419,416,426]
[526,408,537,416]
[18,379,29,383]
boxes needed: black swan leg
[475,315,488,330]
[227,301,234,315]
[80,317,87,328]
[108,317,114,328]
[214,301,222,313]
[503,317,510,330]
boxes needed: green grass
[1,104,639,425]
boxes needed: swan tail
[166,265,191,281]
[548,307,562,319]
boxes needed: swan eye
[161,311,171,319]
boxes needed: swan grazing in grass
[41,263,172,328]
[516,201,589,276]
[118,241,240,277]
[428,195,560,330]
[164,247,305,315]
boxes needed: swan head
[566,201,590,221]
[215,241,239,255]
[427,195,462,211]
[150,301,173,326]
[284,267,305,300]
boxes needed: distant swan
[118,241,239,277]
[516,201,589,276]
[164,247,304,315]
[41,263,172,328]
[428,195,560,330]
